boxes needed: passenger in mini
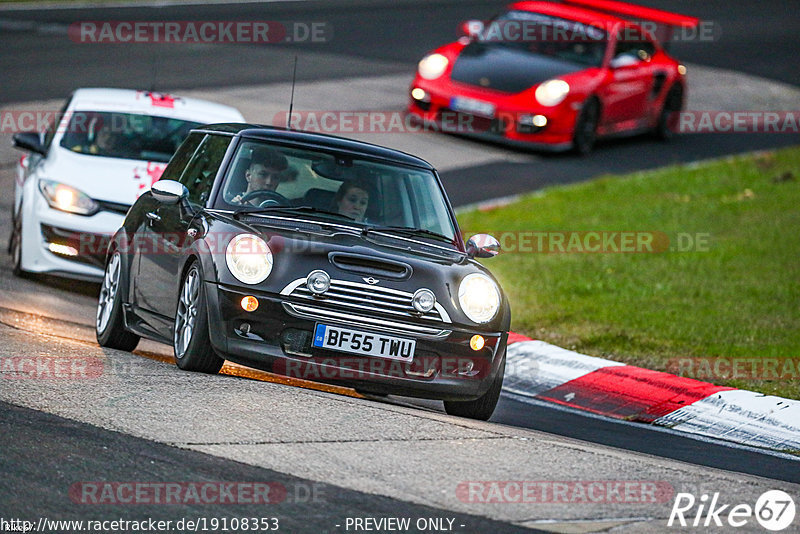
[334,180,370,221]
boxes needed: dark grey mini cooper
[96,124,509,419]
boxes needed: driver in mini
[231,147,289,205]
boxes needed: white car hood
[40,146,170,205]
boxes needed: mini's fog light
[241,296,259,312]
[470,335,485,351]
[532,114,547,127]
[412,288,436,313]
[307,270,331,295]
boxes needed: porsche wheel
[656,85,683,141]
[96,251,140,351]
[572,98,600,155]
[444,349,505,421]
[173,262,223,374]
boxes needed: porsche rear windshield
[481,10,608,67]
[59,111,202,162]
[216,140,458,242]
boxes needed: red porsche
[408,0,699,153]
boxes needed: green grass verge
[458,146,800,400]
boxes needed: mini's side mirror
[459,20,484,39]
[466,234,500,259]
[12,132,47,156]
[151,180,188,205]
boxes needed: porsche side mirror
[151,180,188,205]
[466,234,500,259]
[12,132,47,156]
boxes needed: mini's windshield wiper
[363,225,455,244]
[232,205,356,221]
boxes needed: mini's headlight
[418,53,449,80]
[225,234,273,285]
[412,288,436,313]
[38,179,99,216]
[458,273,500,324]
[535,79,570,107]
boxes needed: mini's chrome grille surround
[280,277,452,339]
[281,278,451,322]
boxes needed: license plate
[313,324,416,362]
[450,96,496,118]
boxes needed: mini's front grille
[281,278,451,324]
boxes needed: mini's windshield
[59,111,202,162]
[481,10,608,67]
[216,140,458,243]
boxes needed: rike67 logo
[668,490,796,531]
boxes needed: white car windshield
[59,111,202,162]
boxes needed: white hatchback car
[10,88,245,281]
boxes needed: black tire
[173,262,223,374]
[444,349,506,421]
[572,98,600,155]
[655,85,683,141]
[96,251,141,351]
[9,211,30,278]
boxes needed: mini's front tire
[173,262,223,374]
[443,349,505,421]
[96,251,140,351]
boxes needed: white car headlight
[535,79,570,107]
[458,273,501,324]
[418,53,449,80]
[225,234,273,285]
[38,179,99,216]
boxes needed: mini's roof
[195,123,436,170]
[68,88,245,123]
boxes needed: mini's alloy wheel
[173,262,223,373]
[96,251,140,351]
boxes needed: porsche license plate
[450,96,496,118]
[313,324,415,362]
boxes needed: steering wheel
[239,190,289,207]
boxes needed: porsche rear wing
[563,0,699,28]
[563,0,699,49]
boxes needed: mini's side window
[158,132,204,183]
[179,134,232,206]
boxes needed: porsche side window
[159,133,204,183]
[179,134,231,206]
[614,30,656,62]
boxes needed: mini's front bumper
[208,283,507,401]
